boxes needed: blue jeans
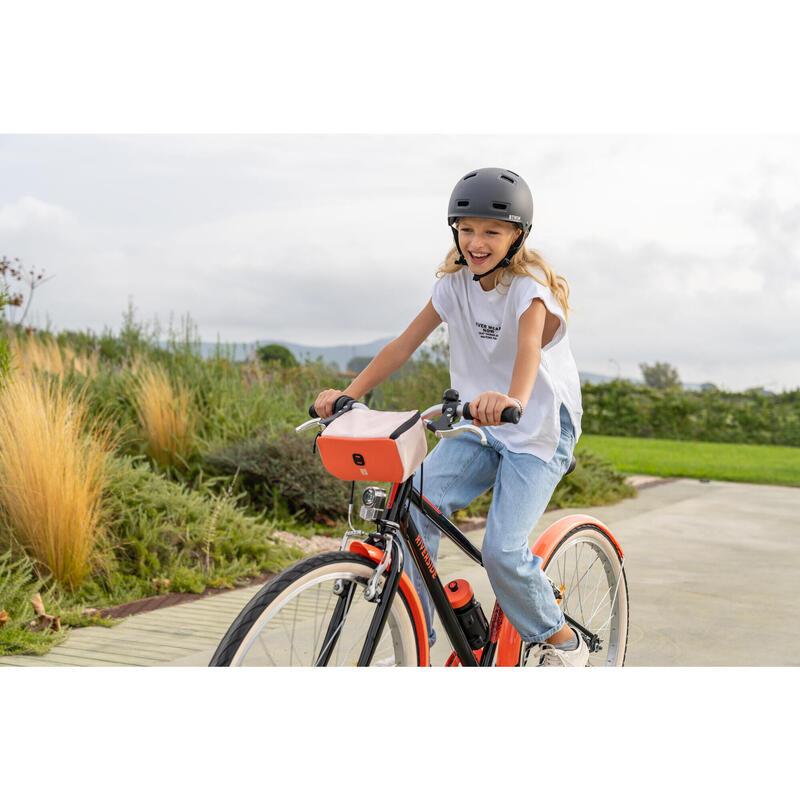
[401,404,576,646]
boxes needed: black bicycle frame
[348,473,599,667]
[350,476,483,667]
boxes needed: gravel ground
[274,530,341,554]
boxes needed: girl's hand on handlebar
[469,391,520,427]
[312,389,348,419]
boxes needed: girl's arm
[508,297,548,407]
[471,298,547,426]
[313,300,442,417]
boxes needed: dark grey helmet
[447,167,533,233]
[447,167,533,279]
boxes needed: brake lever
[296,418,324,433]
[433,423,488,446]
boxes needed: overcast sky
[1,134,799,391]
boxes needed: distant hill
[190,339,705,390]
[193,336,395,370]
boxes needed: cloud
[3,135,800,390]
[564,232,800,389]
[0,194,75,238]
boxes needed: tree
[639,361,681,390]
[346,355,372,374]
[256,344,297,368]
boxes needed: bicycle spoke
[257,633,278,666]
[580,558,608,628]
[319,614,349,665]
[539,529,628,667]
[311,581,324,655]
[585,582,614,627]
[586,561,606,617]
[579,547,598,614]
[338,602,379,665]
[221,556,418,667]
[573,545,586,622]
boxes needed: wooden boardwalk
[7,476,749,668]
[0,583,266,667]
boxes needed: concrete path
[2,477,799,666]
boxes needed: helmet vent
[499,174,515,184]
[456,200,470,208]
[492,202,508,210]
[464,172,477,180]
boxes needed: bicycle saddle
[566,456,577,475]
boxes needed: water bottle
[445,579,489,650]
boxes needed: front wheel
[209,551,420,666]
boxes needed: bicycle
[209,390,628,667]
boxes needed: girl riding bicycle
[314,167,586,667]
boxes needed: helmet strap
[451,226,468,266]
[469,230,526,282]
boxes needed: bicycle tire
[209,551,420,666]
[520,523,629,667]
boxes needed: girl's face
[456,217,522,274]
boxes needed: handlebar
[308,392,521,426]
[461,401,521,425]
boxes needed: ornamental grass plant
[8,329,99,377]
[0,371,116,591]
[129,363,197,469]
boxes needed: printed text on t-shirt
[475,321,501,341]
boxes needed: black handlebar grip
[334,395,355,413]
[309,394,356,419]
[461,402,521,424]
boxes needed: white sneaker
[535,631,589,667]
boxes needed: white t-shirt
[431,267,583,461]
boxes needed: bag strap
[389,411,421,440]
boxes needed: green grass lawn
[577,435,800,487]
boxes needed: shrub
[371,351,451,414]
[581,380,800,446]
[0,550,67,655]
[73,455,300,606]
[203,430,353,523]
[550,450,636,508]
[453,448,637,521]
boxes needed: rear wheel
[521,524,628,667]
[209,551,420,666]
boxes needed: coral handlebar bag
[316,408,428,483]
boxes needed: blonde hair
[436,233,572,321]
